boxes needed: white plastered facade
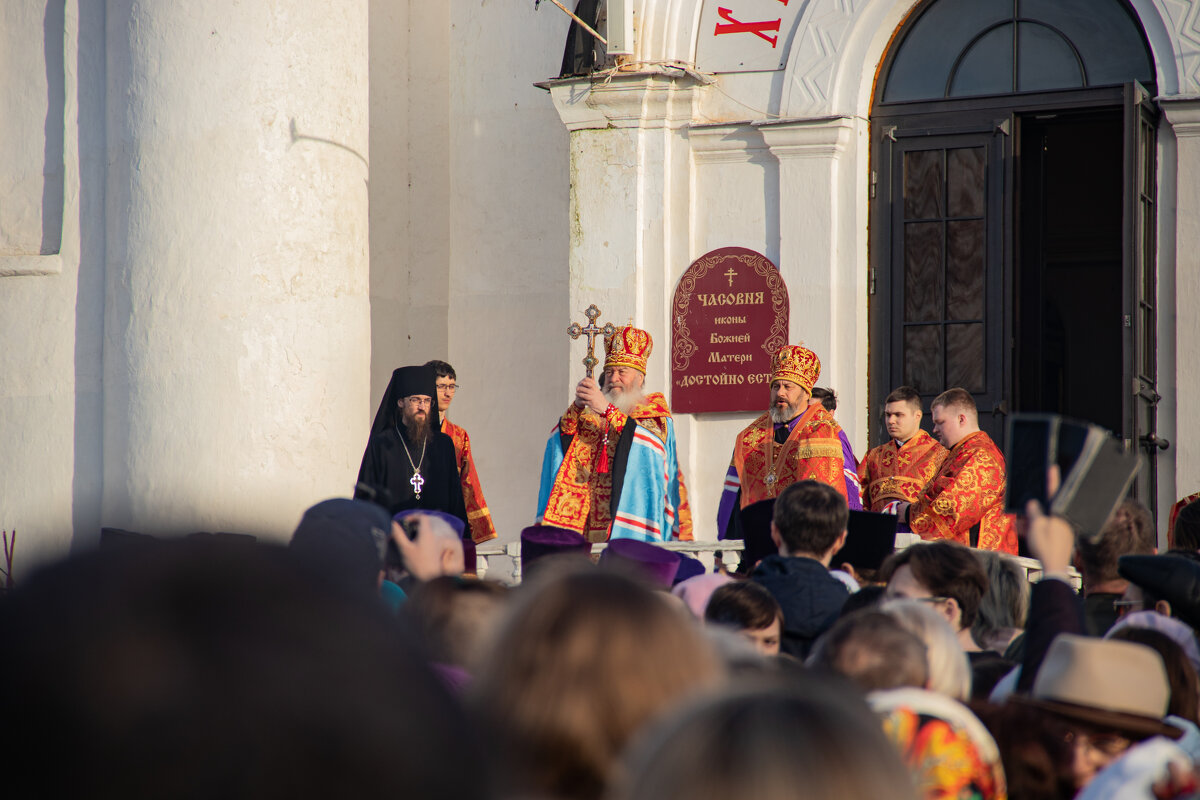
[4,1,1200,568]
[548,0,1200,540]
[0,1,573,571]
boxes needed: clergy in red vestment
[425,360,497,544]
[895,388,1017,553]
[858,385,947,514]
[717,344,861,539]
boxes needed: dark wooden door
[870,114,1010,443]
[1125,81,1163,508]
[869,85,1161,517]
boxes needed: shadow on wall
[42,0,65,255]
[71,0,105,557]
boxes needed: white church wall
[685,121,780,538]
[0,1,96,573]
[1163,100,1200,508]
[442,2,572,540]
[758,117,870,450]
[369,0,452,411]
[100,1,372,540]
[543,0,1200,544]
[1156,118,1179,538]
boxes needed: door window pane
[946,220,985,320]
[946,323,986,391]
[949,24,1014,97]
[1016,22,1083,92]
[905,326,944,393]
[948,147,985,217]
[904,150,944,219]
[882,0,1153,102]
[905,221,944,322]
[883,0,1011,102]
[1021,0,1153,87]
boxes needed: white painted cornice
[545,71,703,131]
[1160,95,1200,134]
[755,116,855,159]
[688,122,768,164]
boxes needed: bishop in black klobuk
[356,365,468,530]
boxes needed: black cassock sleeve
[436,435,469,532]
[355,432,389,502]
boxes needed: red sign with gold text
[671,247,789,413]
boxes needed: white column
[1162,98,1200,500]
[102,0,370,537]
[549,71,722,531]
[759,117,869,450]
[548,73,697,329]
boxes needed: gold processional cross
[567,304,616,378]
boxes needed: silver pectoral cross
[410,470,424,499]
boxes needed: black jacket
[752,555,849,658]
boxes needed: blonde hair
[881,599,972,701]
[472,566,725,800]
[931,387,978,424]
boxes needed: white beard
[605,385,646,414]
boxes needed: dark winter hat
[1118,554,1200,631]
[290,498,391,597]
[520,524,591,573]
[672,553,706,585]
[598,538,681,589]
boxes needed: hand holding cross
[567,304,616,378]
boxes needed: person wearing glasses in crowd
[425,360,497,544]
[880,541,995,660]
[355,365,468,530]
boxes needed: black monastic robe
[356,425,468,529]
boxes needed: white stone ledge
[476,536,1079,588]
[756,115,855,158]
[0,253,64,277]
[688,122,769,164]
[545,72,703,132]
[1161,96,1200,134]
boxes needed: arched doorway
[868,0,1163,508]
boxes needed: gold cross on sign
[724,267,738,286]
[567,304,616,378]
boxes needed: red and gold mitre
[604,325,653,374]
[770,344,820,392]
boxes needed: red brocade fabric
[907,431,1017,553]
[859,430,948,512]
[733,404,849,507]
[440,418,497,544]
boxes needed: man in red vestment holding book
[895,388,1018,553]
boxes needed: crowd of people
[6,328,1200,798]
[4,478,1200,798]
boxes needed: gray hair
[971,551,1029,647]
[881,599,972,701]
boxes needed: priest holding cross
[356,365,468,530]
[537,308,694,543]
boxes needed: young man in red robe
[894,388,1018,553]
[425,360,497,545]
[858,385,947,516]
